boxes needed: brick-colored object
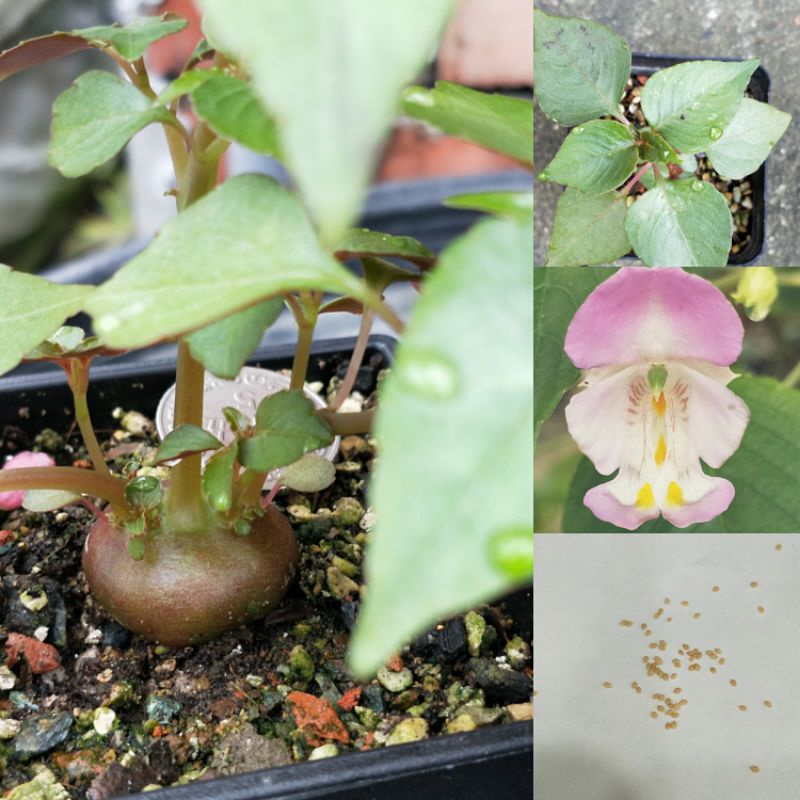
[438,0,533,88]
[5,633,62,674]
[286,692,350,747]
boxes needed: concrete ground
[534,0,800,266]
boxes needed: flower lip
[565,267,744,369]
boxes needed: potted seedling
[0,2,533,797]
[533,8,792,266]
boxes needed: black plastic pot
[630,54,770,266]
[0,335,533,800]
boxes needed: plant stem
[782,360,800,388]
[66,359,110,478]
[328,310,374,411]
[290,293,321,391]
[166,120,223,531]
[622,163,652,196]
[317,409,375,435]
[0,467,127,513]
[371,296,405,336]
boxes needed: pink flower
[0,451,56,510]
[564,268,750,530]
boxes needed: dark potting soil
[619,75,755,258]
[0,356,532,799]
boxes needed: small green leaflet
[444,191,533,224]
[49,71,175,178]
[638,129,679,164]
[533,9,631,127]
[401,81,533,165]
[334,229,435,269]
[546,190,629,267]
[155,68,220,106]
[238,391,333,473]
[280,454,336,493]
[0,265,94,377]
[73,14,188,61]
[186,299,283,380]
[539,119,637,193]
[625,179,732,267]
[153,424,223,464]
[706,98,792,180]
[203,444,239,513]
[641,59,758,154]
[192,74,280,155]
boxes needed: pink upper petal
[0,451,56,511]
[565,268,744,369]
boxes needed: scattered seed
[764,700,773,708]
[666,617,672,623]
[664,598,671,605]
[603,682,613,688]
[712,586,720,592]
[640,623,647,630]
[757,606,765,614]
[719,658,726,666]
[750,581,758,588]
[710,667,717,674]
[681,601,689,607]
[693,613,701,620]
[775,544,782,551]
[750,766,760,774]
[739,705,748,712]
[730,679,738,687]
[673,688,682,694]
[620,619,634,627]
[650,711,658,719]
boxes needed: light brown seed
[710,667,717,674]
[750,766,760,774]
[730,679,737,687]
[764,700,773,708]
[674,688,682,694]
[664,598,671,605]
[775,544,782,551]
[712,586,720,592]
[666,617,672,623]
[739,705,748,712]
[681,601,689,607]
[758,606,765,614]
[603,682,613,688]
[719,658,726,666]
[651,711,658,719]
[641,623,647,630]
[620,619,634,627]
[750,581,758,588]
[693,613,701,619]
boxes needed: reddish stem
[262,481,283,509]
[622,163,652,195]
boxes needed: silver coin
[155,367,339,488]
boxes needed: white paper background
[534,535,800,799]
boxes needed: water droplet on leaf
[573,126,584,135]
[487,525,533,582]
[691,179,704,192]
[398,349,459,400]
[538,171,550,182]
[709,126,723,140]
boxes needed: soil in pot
[0,350,532,799]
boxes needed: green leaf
[192,74,280,155]
[223,407,249,435]
[533,9,631,127]
[153,424,223,464]
[348,218,532,677]
[361,258,417,294]
[238,390,334,473]
[49,71,175,178]
[401,81,533,165]
[335,229,435,269]
[638,129,680,164]
[155,68,220,105]
[533,267,611,439]
[0,265,93,376]
[641,59,759,154]
[124,476,163,511]
[85,175,369,348]
[546,189,630,267]
[186,299,283,380]
[706,98,792,180]
[203,443,239,513]
[444,191,533,224]
[540,120,637,193]
[73,14,188,61]
[562,376,800,533]
[199,0,454,246]
[625,179,733,267]
[22,490,80,512]
[280,454,336,493]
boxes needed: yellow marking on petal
[654,435,667,466]
[636,483,656,509]
[651,392,666,417]
[666,481,684,507]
